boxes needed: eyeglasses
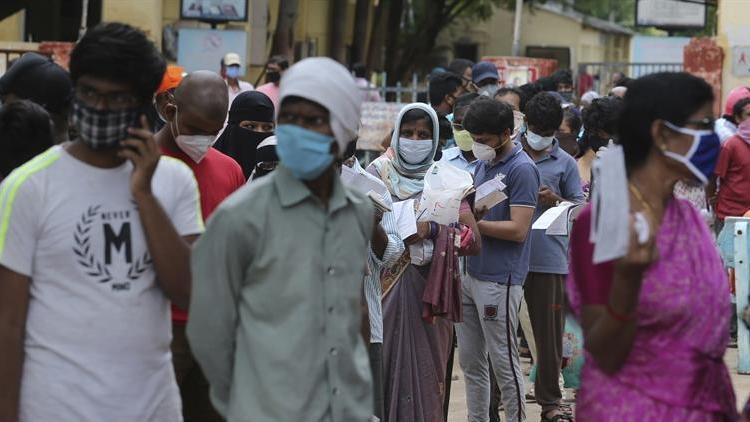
[683,117,715,129]
[76,85,139,110]
[277,112,328,128]
[256,161,278,171]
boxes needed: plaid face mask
[71,99,140,150]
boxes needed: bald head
[174,70,228,123]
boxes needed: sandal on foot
[541,408,574,421]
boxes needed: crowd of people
[0,21,747,422]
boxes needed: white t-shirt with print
[0,145,203,422]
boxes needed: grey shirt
[528,141,584,274]
[468,142,541,284]
[187,165,374,422]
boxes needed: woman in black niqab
[214,91,275,179]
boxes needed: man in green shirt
[187,57,375,422]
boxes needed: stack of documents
[475,174,507,211]
[532,202,584,236]
[341,164,392,213]
[392,199,418,239]
[341,164,388,197]
[367,191,392,213]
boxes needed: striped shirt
[351,160,405,343]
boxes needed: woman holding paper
[367,103,480,422]
[568,73,736,420]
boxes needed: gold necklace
[628,183,655,217]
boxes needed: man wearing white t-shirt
[0,23,203,422]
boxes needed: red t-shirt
[715,134,750,220]
[568,206,615,306]
[161,146,246,323]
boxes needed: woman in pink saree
[567,72,737,421]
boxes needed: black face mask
[559,91,574,102]
[266,72,281,84]
[214,125,273,179]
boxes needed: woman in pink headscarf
[716,86,750,143]
[568,72,737,421]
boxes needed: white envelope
[590,145,630,264]
[392,199,418,240]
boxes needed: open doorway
[454,41,478,63]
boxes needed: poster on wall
[357,102,406,151]
[733,47,750,77]
[177,28,247,73]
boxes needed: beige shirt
[187,165,374,422]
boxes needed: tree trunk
[351,0,370,65]
[328,0,348,63]
[365,0,388,73]
[270,0,300,58]
[383,0,404,82]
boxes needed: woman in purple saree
[567,73,737,421]
[368,103,480,422]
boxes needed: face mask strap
[662,121,702,159]
[170,108,182,140]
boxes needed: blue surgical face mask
[662,121,721,185]
[226,67,241,79]
[275,124,335,181]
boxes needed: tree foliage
[375,0,518,82]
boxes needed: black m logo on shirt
[104,223,132,265]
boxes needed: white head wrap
[279,57,362,155]
[581,90,600,106]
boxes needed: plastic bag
[417,161,474,226]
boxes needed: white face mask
[479,85,499,97]
[472,135,511,162]
[525,129,555,151]
[472,141,498,161]
[399,138,433,164]
[171,109,216,163]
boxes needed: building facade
[439,2,632,71]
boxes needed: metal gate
[577,62,684,94]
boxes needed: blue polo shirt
[468,142,540,285]
[528,141,585,275]
[440,146,479,175]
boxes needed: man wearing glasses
[0,23,203,421]
[448,58,478,94]
[441,92,481,174]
